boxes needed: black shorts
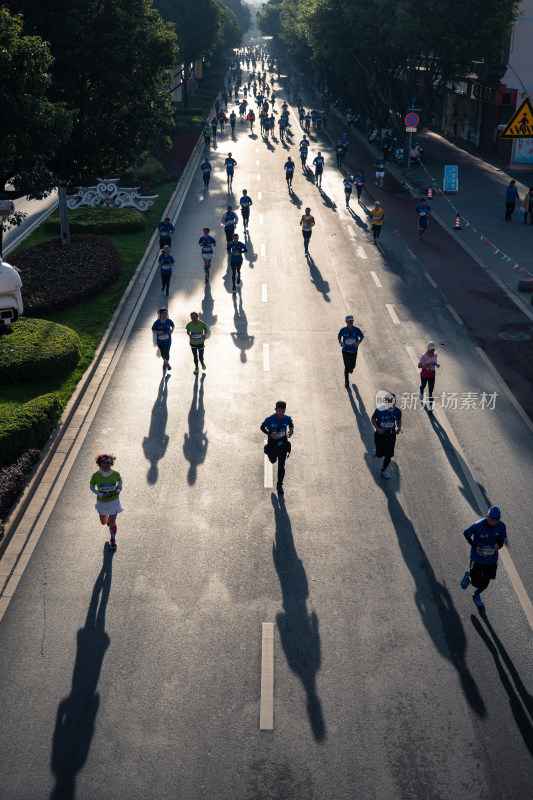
[374,431,396,459]
[264,439,291,462]
[469,561,497,588]
[342,350,358,373]
[158,343,170,360]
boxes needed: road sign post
[405,113,420,169]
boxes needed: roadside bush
[11,235,121,316]
[0,394,62,466]
[0,449,41,520]
[133,154,165,184]
[0,318,81,384]
[45,207,147,235]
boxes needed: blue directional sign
[443,165,459,192]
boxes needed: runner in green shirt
[90,453,123,551]
[186,312,208,374]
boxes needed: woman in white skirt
[90,454,123,551]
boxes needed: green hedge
[45,207,147,235]
[0,318,81,384]
[133,154,165,183]
[0,393,63,466]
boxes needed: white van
[0,260,23,326]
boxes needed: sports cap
[487,506,501,520]
[427,341,435,350]
[275,401,286,409]
[345,315,354,321]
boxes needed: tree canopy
[154,0,223,64]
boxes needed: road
[0,63,532,800]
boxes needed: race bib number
[191,332,203,341]
[380,421,394,429]
[345,338,356,346]
[158,333,169,341]
[479,546,494,556]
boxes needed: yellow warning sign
[500,98,533,139]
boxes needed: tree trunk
[58,185,71,246]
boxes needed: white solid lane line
[424,271,438,289]
[357,245,367,260]
[257,174,261,181]
[263,343,270,371]
[260,243,266,256]
[262,284,268,302]
[447,304,464,326]
[256,160,260,166]
[263,437,273,489]
[260,623,274,729]
[386,304,400,324]
[370,271,382,288]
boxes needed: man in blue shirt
[151,308,175,371]
[239,190,253,231]
[371,393,402,479]
[221,205,239,243]
[299,137,309,168]
[227,233,247,291]
[225,153,237,190]
[415,198,431,241]
[158,245,174,297]
[343,175,354,207]
[461,507,507,608]
[313,152,324,187]
[284,157,295,189]
[505,180,520,220]
[340,133,349,160]
[200,159,212,189]
[338,315,364,387]
[260,401,294,495]
[198,227,216,282]
[158,217,174,249]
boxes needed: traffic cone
[454,214,461,230]
[428,186,433,198]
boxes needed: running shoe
[166,363,171,370]
[419,392,424,402]
[194,367,199,374]
[110,538,117,551]
[201,362,206,371]
[461,571,470,590]
[472,591,484,608]
[381,469,391,479]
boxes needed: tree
[217,3,243,54]
[154,0,223,65]
[256,0,282,37]
[221,0,252,33]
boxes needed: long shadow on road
[306,254,330,302]
[142,373,170,484]
[183,373,208,485]
[50,545,113,800]
[231,291,254,362]
[271,494,326,742]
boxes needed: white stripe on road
[257,174,261,181]
[256,160,260,166]
[261,243,266,256]
[258,192,262,200]
[263,438,273,488]
[263,343,270,371]
[357,245,367,260]
[386,304,400,324]
[406,247,417,259]
[447,304,464,326]
[370,271,382,288]
[424,271,438,289]
[259,214,264,224]
[260,622,274,729]
[262,284,268,302]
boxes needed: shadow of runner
[201,282,218,329]
[289,189,302,209]
[271,494,326,742]
[231,292,255,362]
[426,412,479,514]
[347,206,369,233]
[142,374,170,484]
[183,373,208,485]
[306,255,330,302]
[471,613,533,756]
[50,545,113,800]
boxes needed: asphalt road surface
[1,66,532,800]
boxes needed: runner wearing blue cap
[461,507,507,608]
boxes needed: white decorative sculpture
[67,178,157,212]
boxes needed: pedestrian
[284,156,295,188]
[158,245,174,296]
[335,140,344,169]
[151,307,175,371]
[218,110,228,132]
[370,201,386,243]
[340,132,349,160]
[522,187,533,224]
[222,205,239,242]
[313,151,324,187]
[186,311,208,374]
[157,217,174,249]
[415,197,432,241]
[239,189,253,231]
[373,153,385,188]
[211,116,218,140]
[227,233,247,291]
[200,158,212,189]
[505,179,519,220]
[300,207,315,255]
[203,125,211,148]
[260,401,294,496]
[371,392,402,479]
[460,507,507,609]
[225,152,237,190]
[198,227,216,282]
[338,315,364,387]
[354,169,365,202]
[417,341,439,411]
[90,454,123,551]
[343,174,354,207]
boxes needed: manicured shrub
[45,207,147,235]
[11,234,121,316]
[133,154,165,183]
[0,318,81,384]
[0,449,41,520]
[0,394,62,466]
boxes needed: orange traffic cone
[454,214,461,230]
[428,186,433,198]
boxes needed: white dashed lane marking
[370,271,382,288]
[262,284,268,302]
[447,304,464,325]
[260,623,274,729]
[357,245,367,260]
[259,214,264,224]
[258,192,262,200]
[261,243,266,257]
[386,304,400,324]
[263,343,270,371]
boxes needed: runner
[186,311,208,374]
[157,217,174,249]
[299,136,309,168]
[313,151,324,188]
[218,110,228,133]
[158,245,174,297]
[225,152,237,190]
[90,454,123,551]
[210,116,218,141]
[335,139,344,169]
[198,227,216,282]
[343,174,354,207]
[203,125,211,148]
[229,110,237,134]
[151,307,175,372]
[260,401,294,496]
[247,108,255,132]
[417,341,439,411]
[370,201,386,243]
[227,233,248,292]
[300,207,315,255]
[200,158,212,189]
[461,507,507,608]
[284,156,295,189]
[338,315,364,388]
[415,197,432,241]
[373,153,385,188]
[354,169,366,202]
[371,392,402,479]
[221,205,239,242]
[304,112,311,133]
[340,132,349,161]
[239,189,253,232]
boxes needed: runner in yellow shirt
[370,201,385,243]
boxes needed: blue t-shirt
[313,156,324,171]
[338,325,364,352]
[227,240,247,261]
[465,518,507,565]
[240,196,253,211]
[158,254,174,274]
[505,185,519,202]
[158,221,174,236]
[223,211,238,230]
[416,203,431,218]
[343,177,354,191]
[201,162,212,175]
[340,135,349,147]
[299,140,309,152]
[152,318,175,344]
[199,235,216,255]
[225,158,237,173]
[284,161,295,173]
[261,413,294,445]
[372,406,402,432]
[354,173,365,186]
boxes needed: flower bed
[11,234,121,316]
[0,449,41,522]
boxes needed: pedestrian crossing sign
[500,98,533,139]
